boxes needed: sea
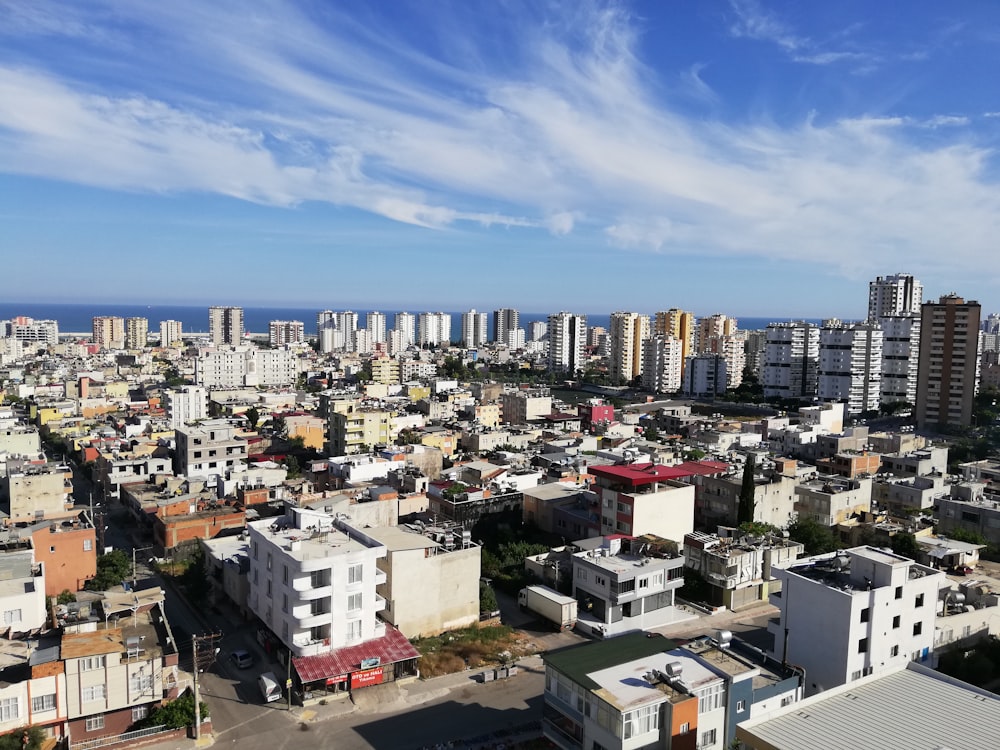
[0,302,828,336]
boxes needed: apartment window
[697,682,725,713]
[31,694,56,712]
[858,638,869,653]
[0,698,18,722]
[348,619,363,641]
[282,594,288,613]
[130,674,153,693]
[348,593,362,611]
[893,615,901,629]
[890,645,900,657]
[781,696,793,707]
[266,580,272,598]
[913,622,923,636]
[736,699,746,712]
[85,715,105,732]
[915,593,925,608]
[851,670,862,681]
[132,706,148,722]
[283,565,289,585]
[623,704,659,739]
[84,539,93,552]
[253,569,258,585]
[3,609,22,625]
[82,684,106,702]
[895,586,903,600]
[700,729,717,747]
[49,546,55,553]
[79,656,106,672]
[266,553,272,571]
[282,622,289,640]
[253,541,258,560]
[678,723,689,734]
[310,626,325,642]
[860,607,870,623]
[348,564,363,584]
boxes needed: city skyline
[2,2,1000,314]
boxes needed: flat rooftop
[250,518,376,561]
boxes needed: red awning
[292,626,420,683]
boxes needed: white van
[257,671,282,703]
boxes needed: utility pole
[286,650,292,711]
[192,633,222,742]
[132,545,152,589]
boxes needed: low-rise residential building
[28,514,97,596]
[696,461,798,530]
[767,546,945,696]
[2,458,74,524]
[793,475,872,527]
[572,535,685,638]
[174,419,247,481]
[683,531,803,610]
[937,492,1000,545]
[589,463,696,541]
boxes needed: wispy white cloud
[0,0,998,286]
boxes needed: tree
[133,691,208,730]
[890,532,921,560]
[787,516,839,556]
[179,546,210,605]
[642,423,660,442]
[244,406,261,431]
[0,725,45,750]
[479,582,498,614]
[684,448,707,461]
[284,454,302,478]
[86,550,131,591]
[737,454,756,525]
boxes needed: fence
[72,724,172,750]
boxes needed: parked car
[230,649,254,669]
[951,565,974,576]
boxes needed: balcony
[374,569,387,585]
[374,594,387,612]
[299,610,332,628]
[294,584,332,601]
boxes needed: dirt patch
[413,625,539,678]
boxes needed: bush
[0,726,45,750]
[133,691,208,731]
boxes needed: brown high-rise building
[915,295,981,429]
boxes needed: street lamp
[132,545,153,589]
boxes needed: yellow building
[405,384,431,402]
[328,408,393,455]
[284,414,326,450]
[654,309,696,373]
[371,358,402,385]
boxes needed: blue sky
[1,0,998,318]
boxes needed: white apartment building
[501,388,552,424]
[394,312,416,344]
[767,546,944,696]
[609,312,650,383]
[4,317,59,348]
[269,320,305,347]
[0,552,47,633]
[460,310,488,348]
[246,508,387,657]
[165,385,208,428]
[529,321,548,342]
[365,311,386,343]
[195,346,299,388]
[868,273,923,321]
[492,308,519,343]
[174,419,247,480]
[386,328,410,356]
[818,322,883,415]
[696,314,738,353]
[124,317,147,349]
[761,322,819,400]
[417,312,451,347]
[208,306,244,346]
[794,475,872,526]
[158,319,182,347]
[683,354,728,397]
[879,314,920,406]
[640,335,683,393]
[701,333,746,388]
[547,312,586,374]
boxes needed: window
[85,716,104,732]
[3,610,22,625]
[348,619,363,640]
[348,593,362,611]
[736,699,746,712]
[893,615,901,629]
[890,645,899,657]
[860,607,870,623]
[79,656,106,672]
[0,698,18,722]
[84,539,92,551]
[82,684,106,702]
[283,565,288,585]
[913,622,923,636]
[129,673,153,693]
[858,638,869,653]
[266,580,272,598]
[132,706,148,722]
[780,696,793,707]
[348,564,363,584]
[895,586,903,599]
[282,593,288,613]
[915,593,925,608]
[851,670,862,681]
[679,722,689,734]
[266,553,272,571]
[700,729,717,747]
[32,694,56,712]
[697,682,724,713]
[623,704,659,739]
[253,541,258,560]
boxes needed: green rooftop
[543,632,676,690]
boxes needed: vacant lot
[412,625,539,678]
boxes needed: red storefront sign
[325,675,347,686]
[350,667,384,689]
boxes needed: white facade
[196,346,299,388]
[394,312,416,344]
[609,312,650,383]
[762,322,819,399]
[92,316,125,350]
[768,547,944,696]
[269,320,305,346]
[641,336,683,393]
[461,310,488,348]
[818,322,882,415]
[547,312,586,374]
[124,317,148,349]
[158,319,182,347]
[529,321,548,342]
[174,419,248,480]
[417,312,451,347]
[0,552,47,633]
[246,508,387,657]
[365,311,386,343]
[879,314,920,405]
[868,273,923,321]
[683,354,728,397]
[4,317,59,347]
[165,385,209,428]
